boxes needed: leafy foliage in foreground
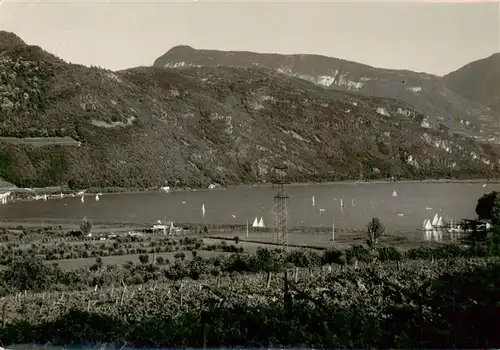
[0,258,499,348]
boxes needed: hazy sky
[0,0,498,76]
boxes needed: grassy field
[205,230,441,251]
[45,250,232,270]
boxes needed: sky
[0,0,498,76]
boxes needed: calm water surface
[0,182,496,231]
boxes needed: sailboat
[431,213,439,227]
[340,198,344,208]
[252,217,259,227]
[436,216,443,227]
[201,204,206,216]
[312,196,315,206]
[392,190,397,197]
[81,195,85,203]
[43,194,47,201]
[424,219,433,231]
[95,193,100,201]
[258,217,265,228]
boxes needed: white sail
[201,204,206,216]
[258,217,265,228]
[43,194,47,201]
[437,216,443,227]
[431,213,439,226]
[95,194,100,201]
[81,195,85,203]
[340,198,344,208]
[392,190,397,197]
[60,193,64,199]
[312,196,315,206]
[252,217,259,227]
[424,219,433,231]
[422,219,427,229]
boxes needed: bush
[367,217,385,247]
[80,216,92,236]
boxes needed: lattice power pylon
[273,165,289,251]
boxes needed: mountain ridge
[443,52,500,114]
[1,31,499,190]
[154,46,500,144]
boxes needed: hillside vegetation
[0,31,499,190]
[155,46,500,144]
[443,53,500,114]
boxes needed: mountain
[0,31,499,190]
[154,46,500,144]
[443,53,500,114]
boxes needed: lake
[0,181,495,232]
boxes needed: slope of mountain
[443,53,500,114]
[154,46,499,144]
[0,31,499,189]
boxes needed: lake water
[0,182,495,232]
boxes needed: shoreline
[2,177,497,197]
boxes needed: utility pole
[273,165,289,252]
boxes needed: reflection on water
[423,228,464,242]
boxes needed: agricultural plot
[207,230,436,251]
[1,220,499,348]
[47,250,232,271]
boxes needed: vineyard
[1,216,500,347]
[0,257,499,347]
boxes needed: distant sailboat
[95,194,100,201]
[392,190,397,197]
[201,204,206,216]
[252,217,259,227]
[436,216,443,227]
[431,213,439,227]
[312,196,315,206]
[258,217,265,228]
[59,193,64,199]
[81,195,85,203]
[43,194,47,201]
[425,219,432,230]
[340,198,344,208]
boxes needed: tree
[476,191,500,224]
[80,216,92,236]
[367,217,385,248]
[3,256,58,291]
[138,254,149,264]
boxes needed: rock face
[154,46,500,144]
[0,31,499,189]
